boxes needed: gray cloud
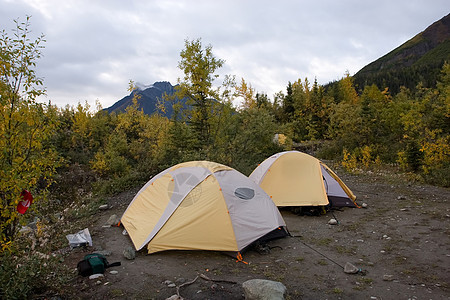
[1,0,448,108]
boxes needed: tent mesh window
[234,188,255,200]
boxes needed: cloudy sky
[1,0,448,109]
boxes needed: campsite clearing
[63,168,449,299]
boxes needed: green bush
[0,252,70,299]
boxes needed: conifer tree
[175,38,224,150]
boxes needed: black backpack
[77,253,121,277]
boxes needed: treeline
[1,20,449,250]
[53,62,450,194]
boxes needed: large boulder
[242,279,286,300]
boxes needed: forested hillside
[353,13,450,94]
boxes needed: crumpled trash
[66,228,92,248]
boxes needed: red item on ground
[17,190,33,214]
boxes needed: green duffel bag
[77,253,121,277]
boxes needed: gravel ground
[63,169,450,299]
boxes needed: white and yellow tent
[121,161,287,255]
[250,151,358,208]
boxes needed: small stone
[122,229,128,236]
[175,278,186,284]
[362,203,368,208]
[99,204,109,210]
[105,214,119,226]
[164,280,174,285]
[167,283,176,288]
[166,295,183,300]
[89,273,104,279]
[328,219,338,225]
[383,274,394,281]
[344,262,359,274]
[109,270,118,275]
[397,195,407,200]
[95,250,111,256]
[123,246,136,260]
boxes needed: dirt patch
[62,171,450,299]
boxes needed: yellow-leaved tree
[0,17,61,251]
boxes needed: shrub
[0,251,71,299]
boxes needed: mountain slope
[353,13,450,93]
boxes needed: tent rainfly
[121,161,287,257]
[249,151,359,208]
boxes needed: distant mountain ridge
[353,13,450,93]
[105,81,184,117]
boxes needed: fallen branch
[176,275,199,297]
[174,273,238,299]
[199,273,238,284]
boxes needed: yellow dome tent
[250,151,358,208]
[121,161,287,256]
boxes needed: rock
[99,204,109,210]
[397,195,407,200]
[166,295,183,300]
[122,229,128,236]
[123,246,136,260]
[344,262,359,274]
[105,214,119,226]
[89,273,104,279]
[242,279,286,300]
[95,250,111,256]
[383,274,394,281]
[362,202,368,208]
[167,283,176,288]
[328,219,338,225]
[164,280,174,285]
[175,278,186,284]
[109,270,118,275]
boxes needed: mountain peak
[105,81,179,117]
